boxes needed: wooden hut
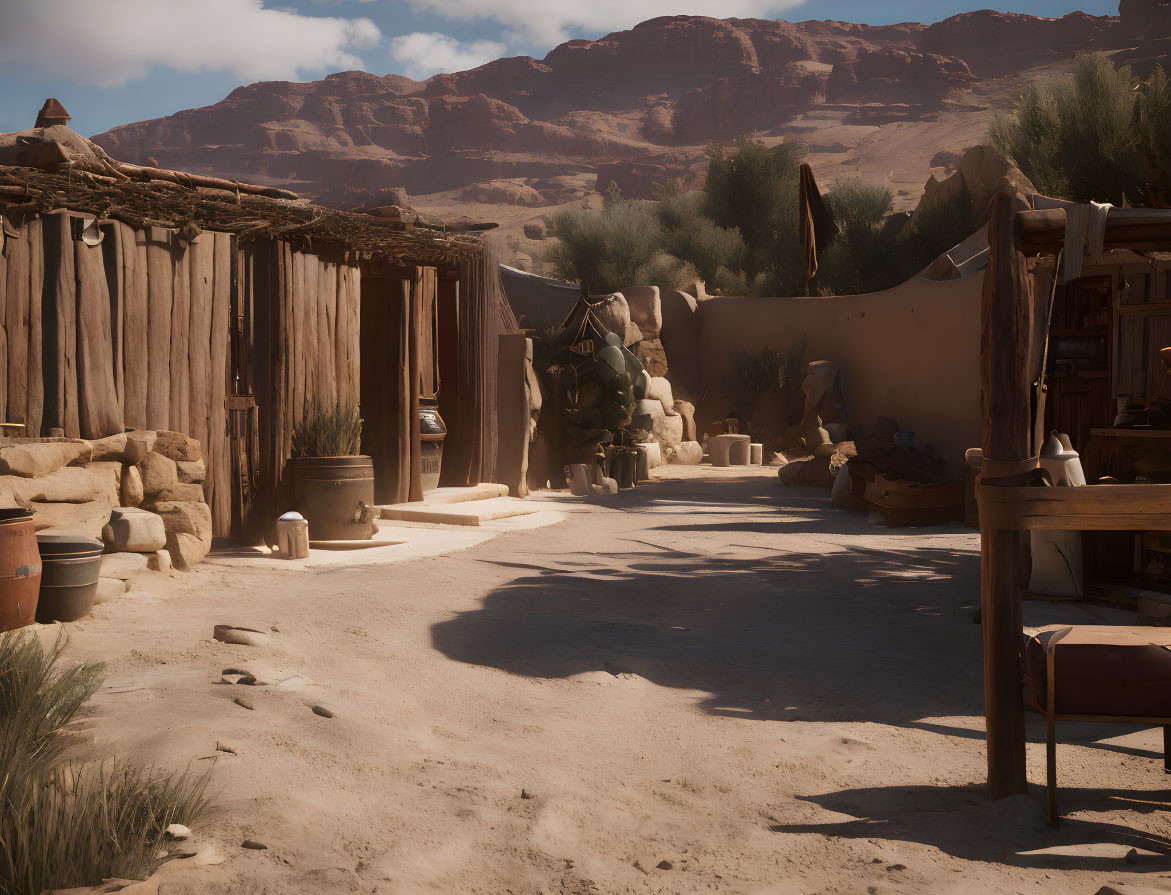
[0,137,516,542]
[978,197,1171,799]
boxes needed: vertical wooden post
[408,268,423,502]
[980,191,1034,799]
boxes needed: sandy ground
[48,467,1171,894]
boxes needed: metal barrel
[0,508,42,633]
[35,535,104,624]
[292,456,376,541]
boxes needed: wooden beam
[1020,207,1171,255]
[980,191,1034,800]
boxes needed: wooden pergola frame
[980,194,1171,799]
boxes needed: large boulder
[152,430,201,463]
[102,507,167,553]
[148,483,206,503]
[523,218,548,240]
[153,500,212,542]
[124,430,157,464]
[591,293,642,347]
[636,339,669,378]
[120,466,144,507]
[88,433,128,462]
[94,577,128,604]
[645,377,676,413]
[0,440,91,478]
[664,441,703,465]
[98,551,150,580]
[176,460,206,484]
[166,532,210,571]
[140,452,178,496]
[623,286,662,340]
[5,464,118,505]
[155,500,213,571]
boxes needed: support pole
[980,191,1034,799]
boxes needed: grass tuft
[291,402,364,458]
[0,631,213,895]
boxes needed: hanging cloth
[799,163,834,283]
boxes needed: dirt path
[60,470,1171,894]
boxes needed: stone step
[416,483,509,505]
[378,496,536,527]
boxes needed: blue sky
[0,0,1118,138]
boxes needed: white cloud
[401,0,804,48]
[0,0,381,87]
[390,33,508,79]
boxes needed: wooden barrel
[292,456,375,541]
[0,508,42,633]
[35,536,104,624]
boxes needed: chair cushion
[1025,625,1171,718]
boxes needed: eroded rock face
[88,11,1147,209]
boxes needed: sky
[0,0,1120,138]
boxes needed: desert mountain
[92,5,1167,262]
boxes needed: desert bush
[0,631,212,895]
[547,197,690,295]
[1137,66,1171,204]
[989,53,1152,204]
[815,177,899,296]
[292,401,363,458]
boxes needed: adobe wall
[690,271,984,467]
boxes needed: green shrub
[547,196,689,295]
[291,402,363,458]
[989,53,1152,204]
[0,631,212,895]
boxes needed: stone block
[29,502,111,536]
[653,414,684,450]
[153,500,212,543]
[0,440,91,478]
[102,507,167,553]
[89,433,128,461]
[673,400,696,442]
[7,464,119,506]
[99,551,150,580]
[124,430,156,464]
[637,442,662,469]
[750,443,764,465]
[645,377,675,411]
[152,430,202,463]
[140,452,178,496]
[176,459,206,484]
[148,483,206,503]
[120,465,144,506]
[166,531,210,570]
[592,293,642,347]
[664,441,703,465]
[149,548,173,573]
[94,577,128,605]
[636,339,668,378]
[623,285,662,340]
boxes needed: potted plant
[290,402,375,541]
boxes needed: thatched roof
[0,128,487,267]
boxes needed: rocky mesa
[91,6,1166,213]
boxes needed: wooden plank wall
[251,242,360,541]
[0,216,363,540]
